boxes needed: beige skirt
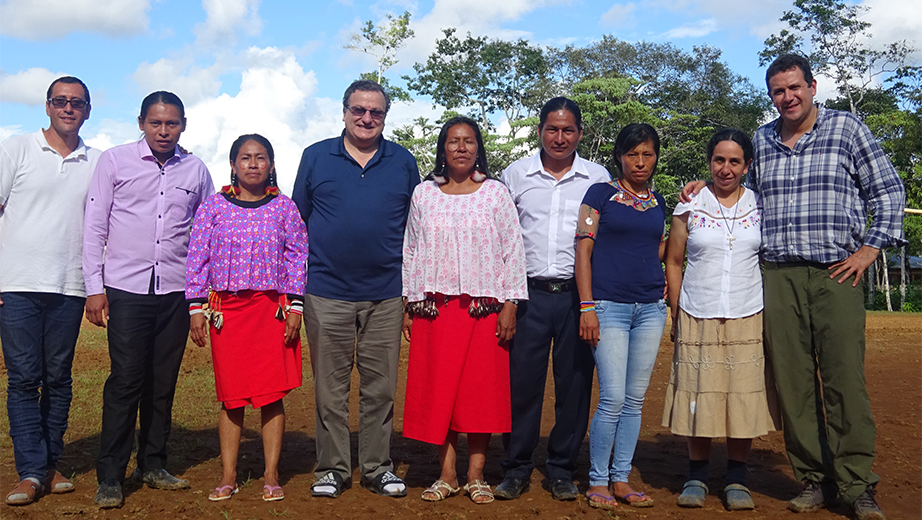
[662,309,781,438]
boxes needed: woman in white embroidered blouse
[663,128,780,511]
[401,116,527,505]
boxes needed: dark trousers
[96,288,189,483]
[501,286,594,481]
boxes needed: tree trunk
[900,246,907,311]
[882,250,892,312]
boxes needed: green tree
[344,11,414,102]
[759,0,913,115]
[405,28,548,134]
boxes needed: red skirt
[403,294,511,445]
[209,290,302,409]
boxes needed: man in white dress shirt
[496,97,611,501]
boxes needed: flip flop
[617,491,655,507]
[208,485,238,501]
[586,492,618,510]
[263,485,284,502]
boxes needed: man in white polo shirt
[0,76,101,506]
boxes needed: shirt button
[158,215,162,218]
[161,191,164,195]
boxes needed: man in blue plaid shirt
[753,54,904,520]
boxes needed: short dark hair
[229,133,277,189]
[706,128,754,164]
[139,91,185,121]
[46,76,90,104]
[765,53,814,91]
[342,79,391,115]
[613,123,660,180]
[430,116,490,179]
[539,97,582,130]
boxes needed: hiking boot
[852,487,886,520]
[789,480,827,513]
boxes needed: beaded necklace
[612,179,658,211]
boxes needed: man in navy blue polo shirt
[292,80,420,499]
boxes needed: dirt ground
[1,312,919,520]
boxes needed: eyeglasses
[346,105,386,121]
[48,97,88,110]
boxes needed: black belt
[527,277,575,293]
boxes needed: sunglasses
[48,97,89,110]
[346,105,386,121]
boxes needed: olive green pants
[763,262,879,504]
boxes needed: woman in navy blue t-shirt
[575,123,667,509]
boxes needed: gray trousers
[303,294,403,483]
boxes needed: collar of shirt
[36,131,90,160]
[523,151,593,182]
[770,103,826,150]
[135,138,181,164]
[331,130,392,168]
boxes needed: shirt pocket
[167,185,199,225]
[562,199,582,238]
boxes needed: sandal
[45,470,75,494]
[208,485,238,502]
[422,479,460,502]
[616,491,655,507]
[311,472,345,498]
[586,492,618,510]
[6,479,43,506]
[463,480,494,504]
[263,485,284,502]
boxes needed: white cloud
[194,0,263,48]
[600,3,637,28]
[0,68,63,105]
[662,18,717,39]
[176,47,335,194]
[0,126,22,143]
[0,0,151,40]
[402,0,567,67]
[862,0,922,60]
[133,58,224,107]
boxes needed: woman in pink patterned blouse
[185,134,308,503]
[401,116,528,504]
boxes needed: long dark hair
[706,128,753,163]
[229,133,277,189]
[429,116,490,182]
[539,97,582,130]
[613,123,660,181]
[139,91,185,122]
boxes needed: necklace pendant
[728,234,736,250]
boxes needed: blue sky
[1,0,919,192]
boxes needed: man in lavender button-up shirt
[82,92,213,509]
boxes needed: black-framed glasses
[48,97,89,110]
[346,105,386,121]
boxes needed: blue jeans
[0,292,85,482]
[588,300,666,486]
